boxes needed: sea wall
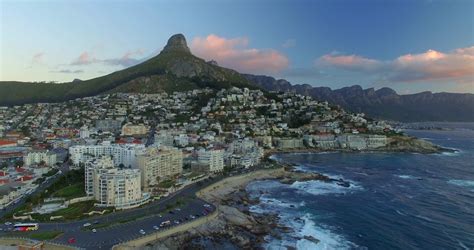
[112,208,218,250]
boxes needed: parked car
[83,223,91,227]
[153,225,159,230]
[92,229,97,233]
[139,229,146,235]
[160,220,171,227]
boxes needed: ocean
[247,125,474,249]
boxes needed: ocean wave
[448,179,474,191]
[414,214,435,223]
[247,182,359,250]
[396,175,416,179]
[439,149,460,156]
[295,214,356,250]
[268,154,281,161]
[293,165,310,172]
[259,196,305,209]
[395,209,407,216]
[290,179,363,196]
[265,212,357,250]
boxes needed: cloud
[71,52,97,65]
[315,46,474,84]
[103,49,144,67]
[317,54,381,71]
[282,39,296,48]
[191,34,289,74]
[31,52,45,64]
[390,48,474,82]
[50,69,84,74]
[69,50,145,67]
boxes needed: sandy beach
[196,167,286,203]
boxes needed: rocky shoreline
[143,166,336,249]
[140,135,451,249]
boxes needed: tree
[0,161,7,169]
[15,160,24,167]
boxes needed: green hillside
[0,34,254,105]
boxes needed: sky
[1,0,473,94]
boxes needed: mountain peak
[162,34,191,53]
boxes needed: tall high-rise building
[85,156,149,209]
[69,142,145,167]
[198,148,224,173]
[136,146,183,191]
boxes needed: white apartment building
[69,142,145,168]
[367,135,388,148]
[79,125,90,139]
[23,150,57,167]
[274,138,305,149]
[85,156,149,210]
[137,146,183,191]
[198,148,224,173]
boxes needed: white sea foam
[448,179,474,191]
[439,149,460,156]
[293,165,310,172]
[415,215,434,223]
[291,179,363,196]
[396,175,416,179]
[247,176,362,249]
[259,196,304,209]
[395,209,407,216]
[295,214,355,250]
[265,212,357,250]
[269,154,279,160]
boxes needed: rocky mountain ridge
[244,74,474,122]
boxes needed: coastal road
[51,198,213,249]
[0,175,219,249]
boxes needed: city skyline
[1,0,473,94]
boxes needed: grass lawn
[29,230,63,240]
[52,183,85,199]
[31,200,97,221]
[158,179,176,189]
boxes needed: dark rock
[303,235,320,244]
[244,74,474,122]
[162,33,191,53]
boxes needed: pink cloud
[191,34,289,74]
[316,46,474,84]
[392,48,474,82]
[71,52,97,65]
[317,54,381,71]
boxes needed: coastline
[264,135,454,156]
[143,165,345,249]
[134,135,453,249]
